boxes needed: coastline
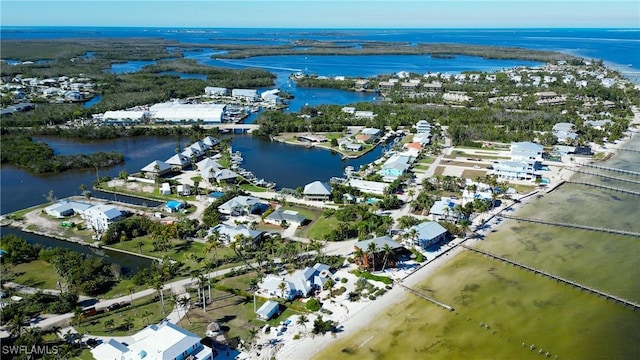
[271,133,382,160]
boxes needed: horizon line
[2,25,639,30]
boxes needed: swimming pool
[541,178,550,184]
[209,191,224,198]
[366,198,380,204]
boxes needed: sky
[1,1,639,28]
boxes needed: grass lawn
[434,166,445,177]
[418,157,435,164]
[239,183,268,192]
[75,349,96,360]
[7,202,49,220]
[413,165,430,171]
[78,295,167,336]
[302,215,341,240]
[7,260,60,289]
[177,288,304,342]
[280,205,322,221]
[461,169,489,179]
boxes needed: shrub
[369,295,376,300]
[340,278,348,284]
[306,298,322,311]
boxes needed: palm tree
[297,314,309,332]
[278,281,288,300]
[153,278,166,314]
[178,296,191,323]
[248,277,260,312]
[122,317,134,334]
[141,310,153,326]
[136,241,144,253]
[197,273,208,312]
[71,307,84,330]
[354,247,366,268]
[408,228,419,248]
[367,241,379,271]
[247,327,259,349]
[7,313,26,338]
[381,244,394,271]
[127,285,135,306]
[104,319,115,334]
[324,277,335,298]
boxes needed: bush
[340,278,348,284]
[352,269,393,285]
[369,295,376,300]
[306,298,322,311]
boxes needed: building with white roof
[493,160,537,181]
[165,153,191,169]
[102,110,149,123]
[211,223,263,245]
[429,199,457,222]
[303,181,332,201]
[90,321,212,360]
[82,204,123,233]
[345,178,388,195]
[415,120,431,133]
[259,263,332,300]
[264,208,307,226]
[204,86,228,96]
[149,101,226,123]
[141,160,172,178]
[232,89,258,101]
[256,300,280,320]
[510,141,544,164]
[217,196,264,216]
[552,122,578,143]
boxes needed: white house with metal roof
[82,204,124,233]
[429,199,457,222]
[211,223,263,245]
[165,153,191,169]
[90,321,212,360]
[141,160,172,178]
[264,208,307,226]
[218,196,264,216]
[259,263,332,300]
[232,89,258,101]
[510,141,544,164]
[256,300,280,320]
[345,178,388,195]
[303,181,332,201]
[406,222,448,249]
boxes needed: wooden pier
[461,245,640,311]
[570,169,640,185]
[566,181,640,197]
[398,283,454,311]
[500,214,640,237]
[617,147,640,154]
[581,163,640,177]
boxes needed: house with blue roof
[429,198,458,222]
[406,222,448,249]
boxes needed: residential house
[355,128,382,143]
[218,196,264,216]
[354,111,377,119]
[552,122,578,143]
[401,82,419,92]
[211,223,263,245]
[406,222,448,249]
[429,199,457,222]
[176,183,191,196]
[259,263,333,300]
[261,89,281,105]
[378,154,411,182]
[510,141,544,165]
[355,79,370,89]
[412,132,431,145]
[264,208,307,226]
[90,321,213,360]
[256,300,280,320]
[378,81,395,91]
[342,141,363,152]
[202,136,220,148]
[493,160,537,181]
[160,183,171,195]
[82,204,123,233]
[415,120,431,133]
[141,160,172,178]
[341,106,356,114]
[303,181,332,201]
[165,153,191,170]
[423,82,443,92]
[353,236,404,270]
[166,200,186,213]
[345,179,388,195]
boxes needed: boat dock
[616,147,640,154]
[566,181,640,197]
[500,214,640,237]
[581,163,640,177]
[398,283,454,311]
[461,245,640,311]
[569,168,640,185]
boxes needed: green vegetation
[76,295,167,336]
[4,260,59,289]
[0,135,124,173]
[352,269,393,285]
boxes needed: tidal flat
[316,251,640,360]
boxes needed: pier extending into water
[617,147,640,154]
[461,245,640,311]
[581,163,640,177]
[566,181,640,197]
[570,168,640,185]
[398,283,454,311]
[500,214,640,237]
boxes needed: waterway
[0,227,153,274]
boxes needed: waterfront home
[232,88,258,101]
[188,140,209,154]
[345,178,388,195]
[218,196,264,216]
[341,106,356,114]
[510,141,544,164]
[90,321,213,360]
[149,101,226,123]
[429,199,458,222]
[423,82,443,92]
[355,79,370,89]
[211,223,263,245]
[406,222,448,250]
[415,120,431,134]
[264,208,307,227]
[196,157,222,171]
[493,160,537,181]
[303,181,332,201]
[355,128,382,143]
[166,200,186,213]
[45,200,92,218]
[82,204,123,233]
[141,160,172,178]
[378,155,412,182]
[297,134,328,143]
[378,81,395,91]
[552,122,578,144]
[261,89,281,105]
[256,300,280,321]
[354,111,377,119]
[202,136,220,148]
[204,86,228,97]
[259,263,333,300]
[342,141,363,152]
[401,82,419,92]
[201,165,239,185]
[354,236,404,270]
[182,146,205,160]
[165,153,191,170]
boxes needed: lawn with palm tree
[76,295,167,336]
